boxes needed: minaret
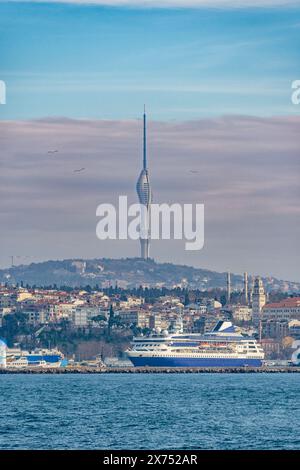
[243,271,248,305]
[226,271,231,304]
[136,107,152,259]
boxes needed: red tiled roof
[264,297,300,309]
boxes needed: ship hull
[128,356,263,368]
[27,355,62,364]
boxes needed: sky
[0,1,300,281]
[1,1,300,119]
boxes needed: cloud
[0,115,300,280]
[3,0,300,8]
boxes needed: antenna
[143,105,147,170]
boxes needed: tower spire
[143,105,147,170]
[136,107,152,259]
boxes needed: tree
[0,312,30,346]
[184,290,190,306]
[108,305,115,337]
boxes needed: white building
[118,310,148,328]
[72,306,101,327]
[231,305,252,322]
[184,303,207,315]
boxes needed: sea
[0,373,299,450]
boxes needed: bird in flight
[73,167,85,173]
[47,150,58,154]
[189,170,199,174]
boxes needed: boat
[126,320,265,367]
[7,357,48,368]
[291,341,300,366]
[6,347,67,367]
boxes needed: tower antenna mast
[143,104,147,170]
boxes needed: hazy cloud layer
[1,116,299,280]
[4,0,300,7]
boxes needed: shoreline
[1,366,300,374]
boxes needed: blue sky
[0,2,300,119]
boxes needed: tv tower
[136,107,152,259]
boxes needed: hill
[0,258,299,292]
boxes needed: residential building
[262,297,300,321]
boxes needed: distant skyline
[0,2,299,281]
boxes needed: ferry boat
[7,357,48,368]
[126,321,265,368]
[6,347,67,367]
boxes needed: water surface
[0,374,299,449]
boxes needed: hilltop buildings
[1,271,300,360]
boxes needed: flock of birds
[47,149,85,173]
[46,150,199,176]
